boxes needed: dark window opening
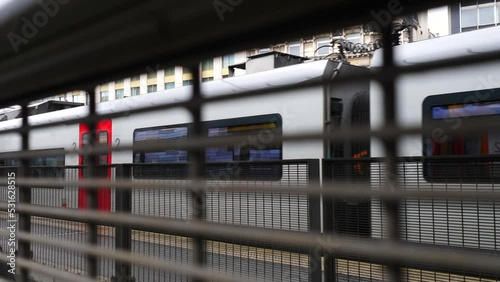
[132,114,282,180]
[0,148,65,178]
[422,89,500,183]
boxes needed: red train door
[79,120,112,211]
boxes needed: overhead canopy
[0,0,454,106]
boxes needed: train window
[0,148,65,178]
[206,122,281,162]
[422,89,500,182]
[132,114,282,179]
[133,126,188,164]
[98,131,109,165]
[205,115,282,180]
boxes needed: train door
[78,120,112,211]
[329,92,371,237]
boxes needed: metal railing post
[19,103,32,282]
[307,159,322,282]
[188,65,206,282]
[381,24,401,282]
[86,89,99,279]
[113,164,134,282]
[322,159,335,282]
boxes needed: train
[0,25,499,259]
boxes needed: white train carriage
[0,58,369,229]
[369,26,500,252]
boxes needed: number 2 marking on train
[115,138,120,148]
[72,142,77,152]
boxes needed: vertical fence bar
[322,160,335,282]
[19,103,31,282]
[307,159,322,282]
[114,164,133,282]
[86,89,99,279]
[189,64,206,282]
[381,25,401,282]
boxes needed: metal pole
[381,25,401,282]
[114,164,134,282]
[189,64,206,282]
[308,160,322,282]
[19,103,32,282]
[322,159,336,282]
[86,89,99,279]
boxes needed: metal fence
[323,157,500,282]
[0,160,321,281]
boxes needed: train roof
[0,59,340,130]
[371,25,500,67]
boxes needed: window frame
[287,40,301,56]
[132,114,283,180]
[0,148,66,178]
[345,33,362,44]
[316,36,331,56]
[183,80,193,86]
[460,0,499,31]
[201,59,214,71]
[147,84,157,93]
[131,86,140,96]
[100,90,109,102]
[222,54,235,68]
[115,88,124,99]
[165,82,175,89]
[422,88,500,183]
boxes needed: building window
[165,82,175,89]
[147,71,157,79]
[288,41,301,56]
[131,87,140,96]
[147,85,157,93]
[72,94,80,103]
[202,77,214,82]
[461,6,477,30]
[316,37,331,56]
[479,5,495,25]
[222,54,235,68]
[165,67,175,76]
[116,89,124,99]
[201,59,213,71]
[183,80,193,86]
[100,91,109,102]
[346,33,361,44]
[460,1,498,32]
[131,75,140,81]
[115,79,124,84]
[498,1,500,23]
